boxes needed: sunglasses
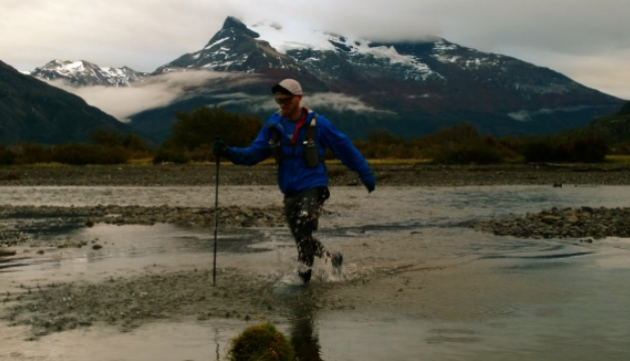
[275,96,295,105]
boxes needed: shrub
[169,106,263,150]
[353,137,421,159]
[154,106,263,164]
[610,143,630,155]
[571,137,608,162]
[419,123,504,164]
[186,144,214,162]
[122,134,152,154]
[228,322,295,361]
[428,140,503,164]
[11,143,53,164]
[0,145,16,165]
[90,129,152,159]
[51,144,130,165]
[522,136,608,163]
[89,128,125,147]
[522,139,554,162]
[366,129,403,145]
[482,135,523,160]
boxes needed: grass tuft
[228,322,295,361]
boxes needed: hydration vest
[268,113,321,168]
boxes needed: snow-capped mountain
[154,17,301,74]
[132,17,623,140]
[0,59,141,144]
[30,60,147,87]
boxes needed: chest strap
[268,114,319,166]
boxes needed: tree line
[0,106,624,166]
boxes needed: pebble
[1,163,630,187]
[471,207,630,239]
[0,249,16,257]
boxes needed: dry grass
[606,155,630,164]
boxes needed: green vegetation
[553,101,630,156]
[0,129,151,166]
[153,106,263,164]
[228,322,295,361]
[521,136,608,163]
[354,123,521,164]
[3,102,630,166]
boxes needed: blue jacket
[227,108,376,195]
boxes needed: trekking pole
[213,137,220,286]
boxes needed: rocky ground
[2,269,287,338]
[0,204,287,248]
[469,206,630,240]
[2,162,630,339]
[1,162,630,187]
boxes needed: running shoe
[331,252,343,270]
[298,269,312,283]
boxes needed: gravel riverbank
[470,206,630,240]
[1,162,630,187]
[3,162,630,340]
[0,204,286,248]
[2,269,286,338]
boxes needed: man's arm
[223,126,273,166]
[318,116,376,191]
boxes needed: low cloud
[47,74,394,121]
[210,92,396,115]
[508,106,594,122]
[304,93,396,114]
[49,71,234,120]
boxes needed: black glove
[363,174,376,194]
[212,139,230,158]
[365,182,375,193]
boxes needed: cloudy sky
[2,0,629,99]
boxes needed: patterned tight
[283,187,330,268]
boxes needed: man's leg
[284,187,330,282]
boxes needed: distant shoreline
[1,162,630,187]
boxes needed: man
[213,79,376,283]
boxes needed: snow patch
[250,20,338,53]
[433,40,457,52]
[204,37,230,50]
[61,61,87,72]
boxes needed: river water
[1,185,630,360]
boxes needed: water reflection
[287,287,323,361]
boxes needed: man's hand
[212,139,230,158]
[365,182,375,193]
[362,174,376,194]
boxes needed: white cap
[271,79,302,95]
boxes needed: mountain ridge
[0,59,144,144]
[18,16,624,142]
[128,16,622,141]
[30,59,148,87]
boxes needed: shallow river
[2,185,630,361]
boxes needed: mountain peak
[219,16,260,38]
[0,57,137,144]
[30,59,146,87]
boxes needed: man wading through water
[213,79,376,283]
